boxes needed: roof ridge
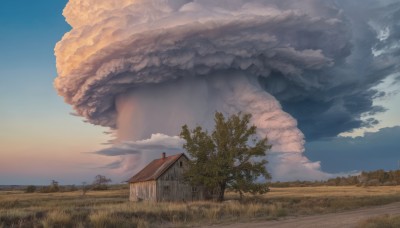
[128,153,187,183]
[153,153,185,180]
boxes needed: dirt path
[209,201,400,228]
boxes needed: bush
[92,185,109,191]
[92,175,111,191]
[25,186,36,193]
[39,180,60,193]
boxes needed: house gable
[129,153,203,202]
[128,153,188,183]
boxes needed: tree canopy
[92,175,112,190]
[180,112,272,201]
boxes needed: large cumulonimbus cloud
[55,0,400,180]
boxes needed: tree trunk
[217,183,226,202]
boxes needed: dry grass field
[356,214,400,228]
[1,186,400,227]
[267,186,400,198]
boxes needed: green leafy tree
[180,112,272,202]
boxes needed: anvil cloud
[55,0,400,180]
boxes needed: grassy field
[1,186,400,227]
[356,214,400,228]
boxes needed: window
[179,161,183,168]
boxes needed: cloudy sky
[1,0,399,185]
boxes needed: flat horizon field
[1,185,400,227]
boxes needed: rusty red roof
[128,153,188,183]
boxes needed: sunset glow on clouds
[0,0,399,184]
[52,0,400,181]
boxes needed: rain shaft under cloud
[55,0,400,181]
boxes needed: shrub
[92,175,112,191]
[39,180,60,193]
[25,186,36,193]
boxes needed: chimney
[162,152,166,159]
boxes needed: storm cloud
[55,0,400,180]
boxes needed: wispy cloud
[94,133,184,157]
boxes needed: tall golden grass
[1,186,400,227]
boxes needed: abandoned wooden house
[128,153,204,202]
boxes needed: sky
[1,0,399,185]
[0,1,112,185]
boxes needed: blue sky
[0,1,399,185]
[0,1,111,185]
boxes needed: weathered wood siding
[129,155,204,202]
[156,156,204,202]
[129,181,156,202]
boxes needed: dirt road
[210,201,400,228]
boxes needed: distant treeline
[270,170,400,187]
